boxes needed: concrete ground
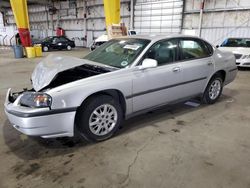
[0,47,250,188]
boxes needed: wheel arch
[214,70,226,82]
[202,70,226,94]
[74,89,127,129]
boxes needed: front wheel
[202,75,223,104]
[76,95,123,142]
[43,46,49,52]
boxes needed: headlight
[20,92,52,108]
[242,55,250,59]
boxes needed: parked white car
[90,30,137,51]
[5,35,237,142]
[218,38,250,67]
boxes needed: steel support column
[198,0,205,37]
[10,0,31,46]
[103,0,120,28]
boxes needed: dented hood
[32,54,112,91]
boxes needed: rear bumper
[4,89,76,138]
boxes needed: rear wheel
[202,74,223,104]
[76,95,123,142]
[66,45,72,51]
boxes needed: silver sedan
[4,35,237,142]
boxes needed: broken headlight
[20,92,52,108]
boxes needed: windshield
[83,38,150,68]
[220,38,250,47]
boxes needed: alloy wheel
[209,79,221,100]
[89,104,118,136]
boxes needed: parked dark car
[34,36,75,52]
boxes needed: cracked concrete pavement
[0,48,250,188]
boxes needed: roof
[120,34,203,42]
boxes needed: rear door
[59,37,69,48]
[178,38,215,97]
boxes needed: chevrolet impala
[4,35,238,142]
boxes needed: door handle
[172,67,181,72]
[207,61,213,66]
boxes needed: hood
[31,54,114,91]
[219,47,250,55]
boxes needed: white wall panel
[183,0,250,45]
[200,27,250,45]
[134,0,184,34]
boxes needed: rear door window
[179,39,210,60]
[59,37,69,42]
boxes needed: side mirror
[216,45,219,48]
[139,58,158,70]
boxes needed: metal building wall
[2,0,131,47]
[134,0,184,34]
[86,0,130,46]
[0,11,17,46]
[183,0,250,45]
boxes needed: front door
[131,39,184,112]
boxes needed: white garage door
[134,0,183,34]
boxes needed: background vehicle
[90,30,137,51]
[5,35,237,142]
[34,36,76,52]
[218,38,250,67]
[90,34,108,51]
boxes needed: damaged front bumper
[4,89,76,138]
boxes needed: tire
[202,74,223,104]
[43,46,49,52]
[66,45,72,51]
[76,95,123,142]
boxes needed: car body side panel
[199,49,237,93]
[46,68,134,116]
[46,46,236,117]
[180,56,214,96]
[213,49,237,85]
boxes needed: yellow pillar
[10,0,30,29]
[103,0,120,28]
[10,0,31,46]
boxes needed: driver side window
[144,39,178,66]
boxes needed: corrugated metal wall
[2,0,250,46]
[183,0,250,45]
[134,0,183,34]
[2,0,131,47]
[86,0,130,46]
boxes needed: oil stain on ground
[176,120,186,126]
